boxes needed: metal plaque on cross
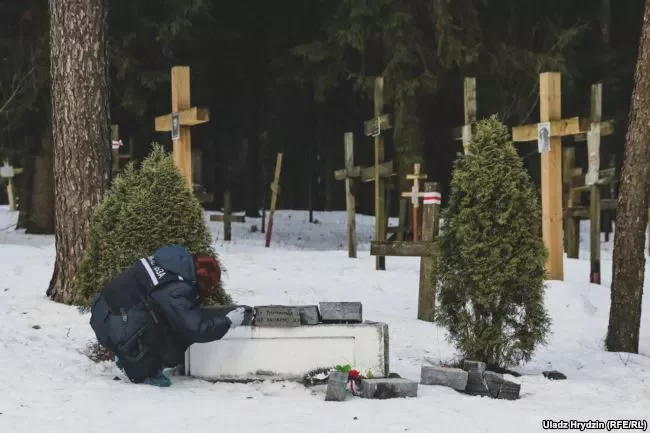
[171,112,180,141]
[537,122,551,153]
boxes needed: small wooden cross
[363,77,394,270]
[1,161,23,211]
[510,73,614,281]
[154,66,210,188]
[265,153,283,247]
[399,163,428,241]
[451,77,477,154]
[210,191,245,241]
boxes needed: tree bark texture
[47,0,110,304]
[606,0,650,353]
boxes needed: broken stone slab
[420,365,468,391]
[542,370,567,380]
[319,302,362,323]
[483,371,521,400]
[357,378,418,399]
[462,360,490,396]
[297,305,320,325]
[253,306,301,327]
[325,370,349,401]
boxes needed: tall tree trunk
[605,0,650,353]
[47,0,110,304]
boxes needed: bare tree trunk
[47,0,110,304]
[606,0,650,353]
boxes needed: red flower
[349,369,360,380]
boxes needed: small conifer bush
[76,143,232,309]
[436,115,551,368]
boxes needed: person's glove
[226,307,246,328]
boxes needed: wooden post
[344,133,357,258]
[418,182,440,321]
[111,124,121,177]
[397,198,407,241]
[563,147,580,258]
[588,84,603,284]
[374,77,387,270]
[154,66,210,188]
[452,77,477,154]
[265,152,283,247]
[539,72,564,280]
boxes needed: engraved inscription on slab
[253,306,301,327]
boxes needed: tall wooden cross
[511,73,614,281]
[451,77,477,154]
[154,66,210,188]
[265,153,283,248]
[364,77,393,270]
[399,163,428,241]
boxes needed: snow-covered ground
[0,205,649,433]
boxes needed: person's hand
[226,307,246,328]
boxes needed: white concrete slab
[185,321,389,381]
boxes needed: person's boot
[143,372,172,387]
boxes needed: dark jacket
[89,245,232,382]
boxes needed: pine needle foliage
[436,116,551,368]
[76,143,232,309]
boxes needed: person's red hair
[193,255,222,298]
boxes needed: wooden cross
[334,132,395,258]
[265,153,283,247]
[210,191,245,241]
[510,73,614,281]
[0,161,22,211]
[451,77,477,154]
[399,163,428,241]
[154,66,210,188]
[371,182,441,322]
[364,77,394,270]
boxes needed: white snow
[0,205,649,433]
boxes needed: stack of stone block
[420,360,521,400]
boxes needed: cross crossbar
[511,117,614,142]
[155,107,209,131]
[334,160,394,182]
[370,240,439,258]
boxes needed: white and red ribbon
[423,192,441,205]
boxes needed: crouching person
[89,244,249,387]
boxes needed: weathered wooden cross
[0,161,22,211]
[399,163,428,241]
[364,77,394,270]
[371,182,441,322]
[265,152,283,248]
[334,132,394,258]
[210,191,245,241]
[451,77,477,154]
[511,73,614,281]
[154,66,210,188]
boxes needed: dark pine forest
[0,0,645,232]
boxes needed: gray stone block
[484,371,521,400]
[297,305,320,325]
[420,365,468,390]
[319,302,362,323]
[462,360,490,396]
[358,378,418,399]
[325,370,349,401]
[252,306,301,327]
